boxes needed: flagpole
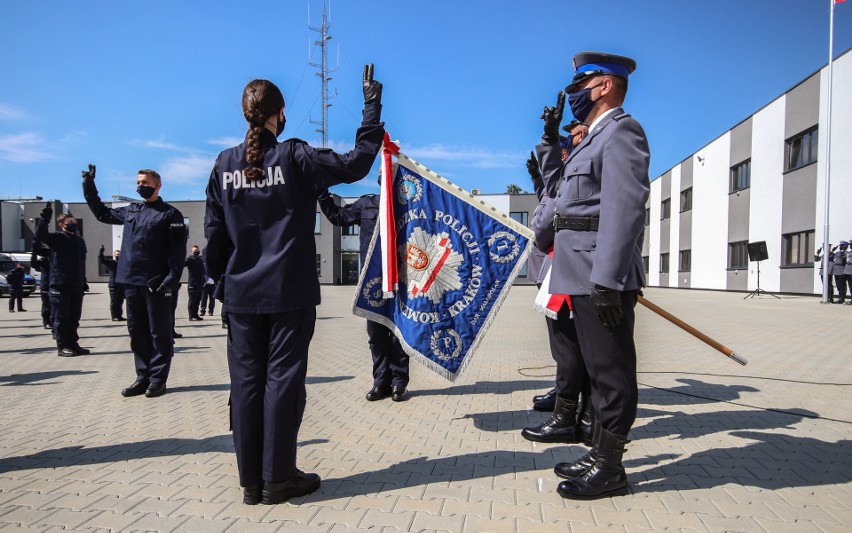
[821,0,835,303]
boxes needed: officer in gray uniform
[536,51,650,500]
[815,245,835,303]
[834,241,848,304]
[845,243,852,305]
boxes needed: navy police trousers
[49,286,83,349]
[227,308,316,487]
[124,285,174,385]
[366,320,409,388]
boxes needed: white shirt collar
[588,107,620,133]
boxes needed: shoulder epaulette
[613,112,631,121]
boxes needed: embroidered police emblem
[399,227,462,303]
[361,276,385,308]
[488,231,520,263]
[397,175,423,205]
[430,329,463,361]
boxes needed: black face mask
[192,250,200,256]
[276,115,286,137]
[63,223,77,234]
[137,185,156,200]
[567,83,603,123]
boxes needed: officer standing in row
[537,52,650,499]
[834,241,848,304]
[200,275,216,316]
[318,186,411,402]
[30,244,52,328]
[84,165,187,398]
[35,209,90,357]
[844,242,852,305]
[99,246,126,321]
[5,263,27,313]
[529,119,589,413]
[184,245,206,321]
[815,245,835,303]
[522,147,594,447]
[205,65,384,506]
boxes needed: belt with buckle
[554,215,599,231]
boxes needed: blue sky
[1,0,850,203]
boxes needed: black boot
[532,387,556,404]
[554,421,600,479]
[533,388,557,412]
[557,426,629,499]
[577,394,596,446]
[521,396,579,443]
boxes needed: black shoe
[9,309,14,313]
[43,324,51,329]
[365,385,392,401]
[392,385,408,402]
[555,422,601,479]
[222,323,228,329]
[18,309,26,312]
[261,471,321,504]
[73,346,91,355]
[532,387,557,404]
[57,348,79,357]
[243,485,261,505]
[145,383,167,398]
[112,316,127,321]
[208,311,215,316]
[557,426,629,499]
[189,316,203,321]
[521,396,579,443]
[121,380,149,397]
[172,331,183,338]
[533,391,557,412]
[199,310,206,316]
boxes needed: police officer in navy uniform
[35,209,90,357]
[834,241,848,304]
[84,165,187,398]
[522,148,594,447]
[184,245,206,321]
[5,263,27,313]
[204,65,384,506]
[99,246,126,321]
[318,188,411,402]
[200,276,216,316]
[31,245,53,328]
[536,52,650,499]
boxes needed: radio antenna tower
[309,1,338,148]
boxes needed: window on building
[680,188,692,212]
[659,253,669,273]
[785,127,818,171]
[642,256,649,273]
[314,213,321,234]
[660,199,671,220]
[782,230,815,266]
[510,211,529,227]
[728,241,748,269]
[644,208,650,226]
[342,225,359,236]
[730,160,751,193]
[316,254,321,277]
[679,249,691,272]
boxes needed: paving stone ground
[0,285,850,532]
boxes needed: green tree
[505,183,523,194]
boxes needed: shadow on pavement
[0,436,329,475]
[415,379,552,397]
[168,376,353,394]
[639,378,760,406]
[0,370,98,386]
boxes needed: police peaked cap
[566,51,637,92]
[841,241,850,246]
[562,119,587,133]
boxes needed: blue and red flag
[353,146,534,381]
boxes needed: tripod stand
[744,259,780,299]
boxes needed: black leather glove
[40,203,53,221]
[363,64,382,104]
[526,152,541,181]
[81,163,96,182]
[541,92,565,144]
[590,284,624,327]
[99,245,105,255]
[317,189,331,201]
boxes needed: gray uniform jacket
[536,108,650,295]
[845,249,852,275]
[528,167,556,283]
[834,248,847,273]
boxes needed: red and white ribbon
[379,132,400,297]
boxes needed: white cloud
[0,103,25,120]
[207,136,244,148]
[404,144,524,169]
[0,132,55,163]
[130,138,193,153]
[159,154,215,185]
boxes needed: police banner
[353,150,534,381]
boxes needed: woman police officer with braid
[204,65,384,505]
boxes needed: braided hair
[241,79,285,181]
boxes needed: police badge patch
[353,153,534,381]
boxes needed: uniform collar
[248,129,279,148]
[564,107,624,163]
[142,197,164,208]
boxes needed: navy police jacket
[84,181,187,289]
[98,250,119,287]
[184,254,206,287]
[205,102,384,313]
[35,220,87,288]
[5,268,25,290]
[318,193,378,264]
